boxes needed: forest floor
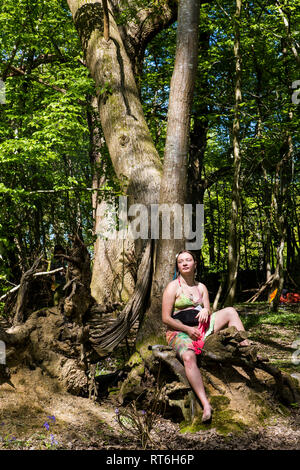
[0,302,300,451]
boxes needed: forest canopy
[0,0,299,303]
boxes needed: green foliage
[0,0,299,296]
[259,312,300,326]
[191,0,300,276]
[0,0,120,287]
[242,311,300,330]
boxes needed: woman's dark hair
[174,250,197,278]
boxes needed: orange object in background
[269,289,300,303]
[269,289,278,303]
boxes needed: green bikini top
[173,276,203,313]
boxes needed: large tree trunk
[87,96,136,304]
[87,96,105,237]
[66,1,164,200]
[224,0,242,307]
[67,0,177,303]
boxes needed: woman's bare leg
[213,306,249,345]
[181,350,212,421]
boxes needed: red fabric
[280,293,300,303]
[192,319,210,355]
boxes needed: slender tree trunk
[223,184,228,272]
[291,192,300,260]
[292,190,300,251]
[216,183,221,270]
[260,163,273,298]
[207,187,216,266]
[265,233,272,283]
[188,31,210,207]
[137,0,201,345]
[252,40,273,290]
[271,39,294,311]
[241,196,249,271]
[276,0,300,66]
[224,0,242,306]
[272,134,293,311]
[286,224,292,273]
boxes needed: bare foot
[202,407,213,423]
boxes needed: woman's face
[177,252,196,275]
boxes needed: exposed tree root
[2,236,299,428]
[0,237,152,398]
[89,240,152,356]
[117,326,300,424]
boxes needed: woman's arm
[162,282,202,340]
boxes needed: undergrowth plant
[114,366,166,449]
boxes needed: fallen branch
[34,267,64,277]
[0,267,64,301]
[246,274,275,303]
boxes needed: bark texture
[66,0,162,302]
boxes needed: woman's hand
[186,326,202,340]
[196,308,210,324]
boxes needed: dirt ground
[0,366,300,451]
[0,305,300,451]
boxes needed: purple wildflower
[43,421,50,431]
[50,434,58,445]
[47,415,56,423]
